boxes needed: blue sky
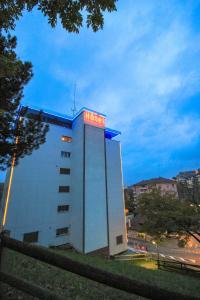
[1,0,200,184]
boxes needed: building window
[60,168,70,175]
[56,227,69,236]
[61,151,71,158]
[59,186,70,193]
[23,231,38,243]
[61,136,72,142]
[116,235,123,245]
[57,205,69,212]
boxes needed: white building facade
[1,107,127,256]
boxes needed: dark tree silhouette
[0,0,117,33]
[0,34,49,170]
[137,189,200,243]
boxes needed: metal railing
[158,259,200,275]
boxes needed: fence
[158,259,200,276]
[0,234,199,300]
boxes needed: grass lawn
[131,259,157,270]
[54,249,200,297]
[1,247,200,299]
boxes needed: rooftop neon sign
[83,110,105,128]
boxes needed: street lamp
[152,240,160,268]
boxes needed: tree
[0,33,49,170]
[137,189,200,243]
[0,1,116,169]
[124,188,136,213]
[177,178,200,204]
[0,0,117,33]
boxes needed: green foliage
[177,239,187,248]
[0,33,49,170]
[124,188,135,213]
[177,180,200,204]
[0,0,117,33]
[137,189,200,242]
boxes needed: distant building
[175,169,200,203]
[0,106,127,256]
[175,169,200,184]
[130,177,178,199]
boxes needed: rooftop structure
[132,177,176,186]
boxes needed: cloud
[13,0,200,183]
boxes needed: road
[128,237,200,265]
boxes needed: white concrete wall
[1,111,127,256]
[106,139,127,255]
[84,125,108,253]
[70,114,84,252]
[3,124,72,246]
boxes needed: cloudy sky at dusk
[1,0,200,184]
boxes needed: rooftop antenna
[71,82,77,117]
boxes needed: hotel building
[0,107,127,256]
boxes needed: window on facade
[57,205,69,212]
[61,151,71,158]
[61,136,72,142]
[23,231,39,243]
[60,168,70,175]
[116,235,123,245]
[56,227,69,236]
[59,186,70,193]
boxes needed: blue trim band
[23,105,120,138]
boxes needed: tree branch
[185,230,200,244]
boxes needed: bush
[177,239,186,248]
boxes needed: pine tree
[0,34,49,170]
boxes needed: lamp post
[152,240,160,268]
[1,105,22,233]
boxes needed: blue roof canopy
[24,105,121,139]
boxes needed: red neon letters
[83,111,105,128]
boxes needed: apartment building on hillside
[130,177,178,199]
